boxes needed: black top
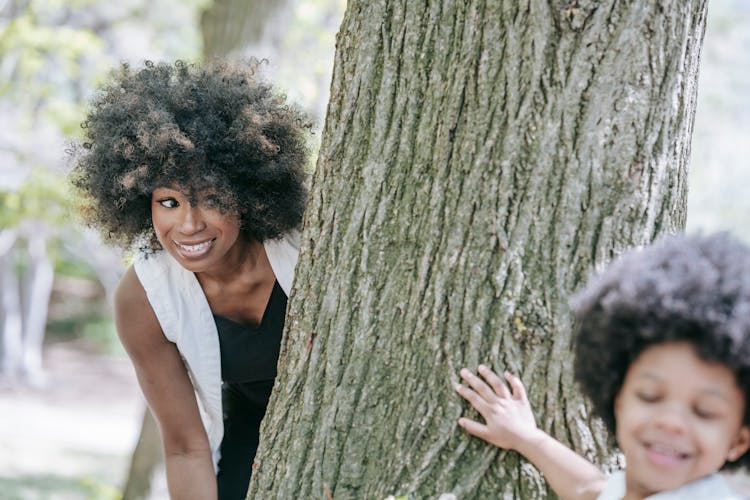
[214,280,287,500]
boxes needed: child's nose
[654,404,688,434]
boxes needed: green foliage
[78,474,122,499]
[0,473,122,500]
[0,5,111,137]
[53,249,100,280]
[0,168,75,227]
[82,318,124,356]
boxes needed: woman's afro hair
[70,59,312,249]
[571,232,750,470]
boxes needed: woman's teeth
[175,239,213,255]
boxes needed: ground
[0,339,155,500]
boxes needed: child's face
[614,341,750,498]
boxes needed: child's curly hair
[70,59,312,249]
[571,232,750,470]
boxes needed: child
[456,233,750,499]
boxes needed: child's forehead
[625,341,742,398]
[629,341,728,375]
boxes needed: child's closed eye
[692,406,719,420]
[636,392,660,403]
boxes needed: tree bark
[250,1,708,498]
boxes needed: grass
[0,474,121,500]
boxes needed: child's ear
[614,390,623,418]
[727,425,750,462]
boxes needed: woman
[71,60,312,499]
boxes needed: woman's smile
[173,238,216,258]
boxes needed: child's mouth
[644,442,690,467]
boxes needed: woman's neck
[196,237,264,286]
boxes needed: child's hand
[456,366,606,499]
[455,365,538,451]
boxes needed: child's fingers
[457,417,491,441]
[454,382,491,414]
[459,368,499,403]
[504,372,528,402]
[478,364,511,399]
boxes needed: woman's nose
[179,206,207,234]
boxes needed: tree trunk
[0,229,23,380]
[20,228,54,385]
[200,0,291,59]
[250,1,708,498]
[122,407,164,500]
[62,229,123,305]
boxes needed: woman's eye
[157,198,178,208]
[203,195,220,209]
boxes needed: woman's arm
[455,365,605,500]
[115,266,217,500]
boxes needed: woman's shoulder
[133,248,171,273]
[115,265,149,313]
[133,249,189,295]
[114,265,165,348]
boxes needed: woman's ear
[727,425,750,462]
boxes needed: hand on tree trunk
[456,366,538,452]
[456,366,606,500]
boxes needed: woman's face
[614,341,750,498]
[151,187,244,273]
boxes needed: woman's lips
[173,238,215,258]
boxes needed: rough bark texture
[250,1,708,498]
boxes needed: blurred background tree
[687,0,750,241]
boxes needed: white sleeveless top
[133,231,299,472]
